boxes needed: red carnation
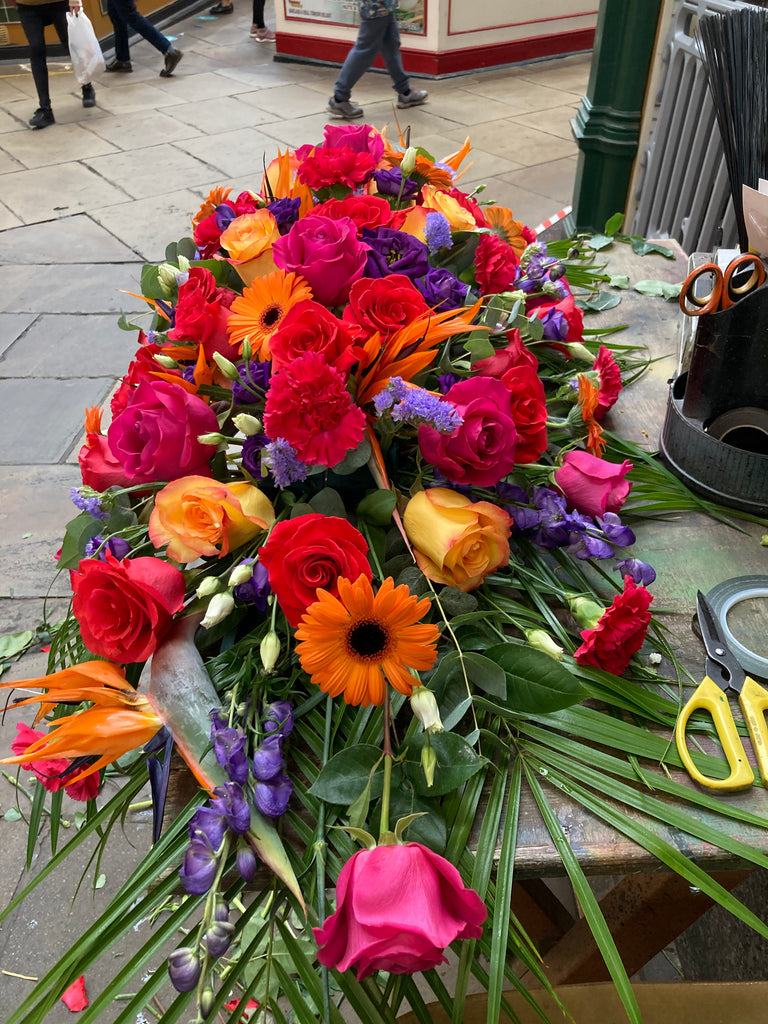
[574,575,653,675]
[500,363,548,464]
[297,146,376,190]
[593,344,623,420]
[313,195,393,231]
[269,299,362,375]
[343,274,429,338]
[11,723,100,801]
[263,352,366,468]
[167,267,239,364]
[474,233,520,294]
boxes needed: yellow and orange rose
[403,487,511,592]
[149,475,275,563]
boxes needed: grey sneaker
[397,89,428,108]
[328,96,364,120]
[160,47,183,78]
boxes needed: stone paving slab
[83,142,222,200]
[0,214,139,265]
[0,263,145,315]
[0,161,129,224]
[88,187,210,262]
[0,313,140,378]
[0,314,36,356]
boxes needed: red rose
[11,722,100,801]
[418,376,518,486]
[446,187,488,227]
[272,215,368,308]
[554,450,633,517]
[167,267,239,364]
[593,344,623,420]
[500,363,548,464]
[474,233,520,295]
[574,575,653,674]
[269,299,362,375]
[70,551,186,664]
[313,842,486,979]
[472,328,537,378]
[343,274,429,338]
[107,380,219,485]
[79,432,132,491]
[296,146,376,191]
[258,513,371,627]
[313,194,392,231]
[263,353,366,468]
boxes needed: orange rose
[403,487,511,592]
[219,210,279,263]
[421,185,478,232]
[149,475,275,563]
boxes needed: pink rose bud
[554,449,633,518]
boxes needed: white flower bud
[212,352,240,380]
[525,629,564,661]
[566,593,605,631]
[410,687,443,733]
[260,631,281,674]
[233,413,263,437]
[197,432,225,447]
[196,576,222,599]
[400,146,418,177]
[152,353,181,369]
[156,263,179,297]
[177,254,191,273]
[228,562,255,587]
[201,592,235,629]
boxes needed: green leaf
[579,291,622,313]
[604,212,624,236]
[308,487,347,518]
[346,778,372,830]
[462,651,507,699]
[628,236,674,258]
[58,512,103,568]
[331,436,372,475]
[587,232,613,251]
[356,489,397,526]
[608,274,630,289]
[634,279,681,300]
[486,643,587,712]
[464,334,497,361]
[438,587,478,619]
[0,630,35,661]
[389,791,447,850]
[308,744,383,803]
[402,732,484,796]
[488,758,522,1024]
[4,807,22,822]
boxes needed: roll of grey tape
[706,576,768,678]
[707,407,768,454]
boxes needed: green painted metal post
[571,0,663,232]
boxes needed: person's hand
[69,0,82,13]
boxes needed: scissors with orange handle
[674,591,768,790]
[678,253,766,317]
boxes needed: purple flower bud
[204,920,235,958]
[262,700,294,737]
[417,267,468,311]
[211,717,249,786]
[252,733,284,781]
[268,196,301,234]
[254,771,293,818]
[233,560,271,611]
[179,833,219,895]
[214,901,230,922]
[597,512,636,547]
[242,433,269,476]
[189,804,227,850]
[211,782,251,835]
[236,841,258,882]
[167,947,202,993]
[614,557,656,586]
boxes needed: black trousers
[252,0,265,27]
[17,1,70,110]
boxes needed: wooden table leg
[512,879,576,950]
[523,869,752,985]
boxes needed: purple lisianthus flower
[210,782,251,835]
[416,267,469,311]
[372,167,420,200]
[233,559,271,610]
[252,734,285,781]
[233,360,270,405]
[268,197,302,234]
[597,512,636,547]
[437,373,460,394]
[615,557,656,586]
[211,715,249,786]
[362,226,430,281]
[263,700,294,737]
[179,832,219,895]
[495,481,529,503]
[242,433,269,476]
[255,771,293,818]
[214,203,237,232]
[84,535,132,560]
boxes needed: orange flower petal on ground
[294,574,439,707]
[226,269,313,359]
[0,661,162,784]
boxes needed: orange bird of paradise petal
[578,373,606,458]
[0,661,163,784]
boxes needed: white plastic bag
[66,11,106,85]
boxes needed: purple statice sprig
[374,377,462,434]
[261,438,311,489]
[70,486,110,520]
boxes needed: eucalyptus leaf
[628,236,674,258]
[308,744,383,804]
[579,291,622,313]
[356,489,396,526]
[608,275,630,289]
[587,233,613,251]
[0,630,35,661]
[331,437,372,475]
[486,643,587,713]
[4,807,22,822]
[309,487,347,519]
[634,279,681,301]
[438,587,478,619]
[464,334,496,361]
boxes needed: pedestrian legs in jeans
[328,12,427,121]
[105,0,183,76]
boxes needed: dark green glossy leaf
[308,744,383,803]
[487,643,587,712]
[356,489,396,526]
[309,487,347,518]
[463,651,507,698]
[402,732,485,796]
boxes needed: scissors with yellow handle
[674,591,768,790]
[678,253,766,317]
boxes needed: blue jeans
[334,13,409,100]
[107,0,170,61]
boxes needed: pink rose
[472,328,537,378]
[313,842,486,979]
[554,450,633,517]
[272,215,368,308]
[418,376,518,487]
[322,123,384,163]
[107,380,219,484]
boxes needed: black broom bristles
[698,8,768,252]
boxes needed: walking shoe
[105,59,132,72]
[327,96,364,120]
[209,2,233,11]
[81,83,96,108]
[29,107,55,129]
[397,89,428,108]
[160,47,183,77]
[251,26,276,41]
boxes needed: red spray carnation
[167,267,239,363]
[11,722,100,801]
[343,274,429,338]
[193,209,231,259]
[592,344,623,420]
[500,363,549,464]
[269,299,362,375]
[296,146,376,191]
[474,232,520,294]
[313,194,393,231]
[574,575,653,675]
[472,327,537,378]
[263,352,366,467]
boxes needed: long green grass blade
[487,757,522,1024]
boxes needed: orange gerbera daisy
[0,662,162,784]
[192,186,232,229]
[578,373,606,457]
[485,206,530,257]
[295,574,440,707]
[226,269,313,359]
